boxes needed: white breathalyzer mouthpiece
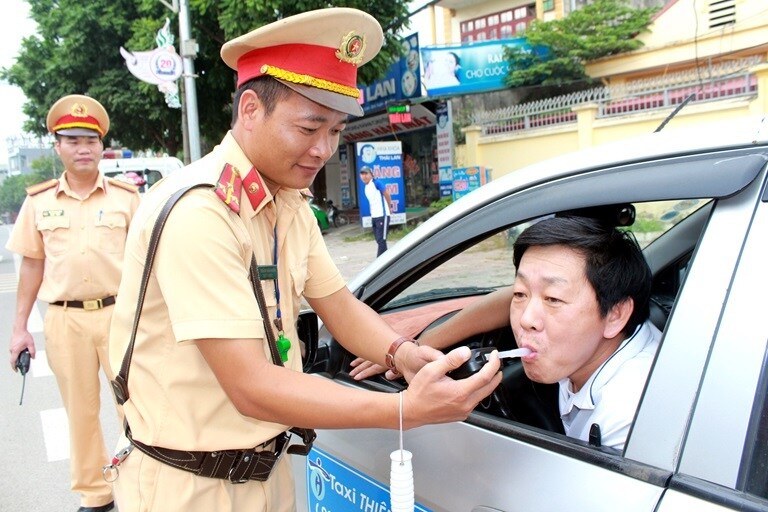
[490,347,532,360]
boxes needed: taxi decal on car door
[306,447,432,512]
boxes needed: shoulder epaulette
[107,177,140,193]
[215,163,243,213]
[25,179,59,196]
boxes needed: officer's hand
[9,331,35,372]
[402,347,502,428]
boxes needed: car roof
[349,115,768,289]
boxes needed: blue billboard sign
[360,33,421,113]
[421,38,545,96]
[355,141,407,227]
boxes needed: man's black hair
[231,76,292,127]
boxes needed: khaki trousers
[44,304,118,508]
[113,434,297,512]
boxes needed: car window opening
[360,198,713,450]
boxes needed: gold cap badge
[71,103,88,117]
[336,31,366,65]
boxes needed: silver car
[292,116,768,512]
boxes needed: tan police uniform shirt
[6,173,140,302]
[109,132,346,451]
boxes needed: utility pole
[159,0,201,162]
[178,0,201,162]
[179,79,190,164]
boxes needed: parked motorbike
[326,200,348,227]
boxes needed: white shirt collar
[559,321,658,415]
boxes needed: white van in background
[99,156,184,193]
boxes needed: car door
[655,170,768,512]
[293,144,768,512]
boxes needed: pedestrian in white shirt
[359,166,392,256]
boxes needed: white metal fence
[473,56,763,136]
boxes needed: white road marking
[0,272,17,292]
[40,408,70,462]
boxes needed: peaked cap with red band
[46,94,110,138]
[220,8,383,117]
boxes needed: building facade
[322,0,767,213]
[5,135,56,178]
[462,0,768,177]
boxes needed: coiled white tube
[390,391,414,512]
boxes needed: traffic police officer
[7,94,139,512]
[108,8,501,512]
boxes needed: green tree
[30,154,65,179]
[0,175,32,218]
[0,167,55,217]
[0,155,65,217]
[1,0,410,158]
[2,0,183,154]
[192,0,410,85]
[0,155,69,218]
[504,0,658,89]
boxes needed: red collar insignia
[242,167,267,210]
[215,163,242,213]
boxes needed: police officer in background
[7,94,140,512]
[107,8,501,511]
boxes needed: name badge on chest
[257,265,278,281]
